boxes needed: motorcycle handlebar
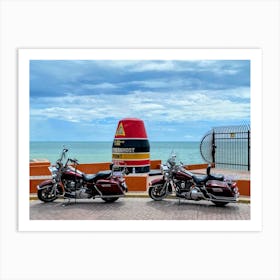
[58,147,69,162]
[69,158,79,165]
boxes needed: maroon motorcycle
[148,154,239,206]
[37,147,128,203]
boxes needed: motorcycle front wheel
[38,184,58,202]
[148,184,168,201]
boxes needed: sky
[30,60,250,142]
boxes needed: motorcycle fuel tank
[61,170,83,180]
[173,169,193,181]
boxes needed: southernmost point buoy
[112,118,150,173]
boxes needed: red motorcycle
[37,147,128,203]
[148,154,239,206]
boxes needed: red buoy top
[114,118,148,139]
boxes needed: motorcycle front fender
[149,177,172,193]
[149,176,165,186]
[37,179,54,190]
[37,180,64,194]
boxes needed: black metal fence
[200,124,250,171]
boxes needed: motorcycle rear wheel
[38,185,58,202]
[101,197,119,203]
[149,184,168,201]
[212,201,229,207]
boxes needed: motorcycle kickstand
[62,197,71,207]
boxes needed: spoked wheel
[37,184,58,202]
[148,184,168,201]
[101,197,119,203]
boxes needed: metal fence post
[248,130,250,171]
[211,130,216,165]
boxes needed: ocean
[30,141,204,165]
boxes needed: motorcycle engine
[63,179,83,191]
[175,180,193,193]
[63,179,92,199]
[175,180,204,200]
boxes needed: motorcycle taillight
[230,182,238,193]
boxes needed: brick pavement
[30,197,250,220]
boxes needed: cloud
[30,60,250,97]
[30,60,250,141]
[81,82,119,90]
[92,60,247,75]
[30,87,250,125]
[131,61,176,72]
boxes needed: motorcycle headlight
[164,172,169,180]
[160,164,169,175]
[48,166,58,179]
[48,166,58,173]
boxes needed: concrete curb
[124,192,250,204]
[30,192,250,204]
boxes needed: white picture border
[18,48,262,232]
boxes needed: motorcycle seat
[92,170,112,182]
[83,173,96,182]
[192,174,208,184]
[83,171,112,182]
[207,174,224,181]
